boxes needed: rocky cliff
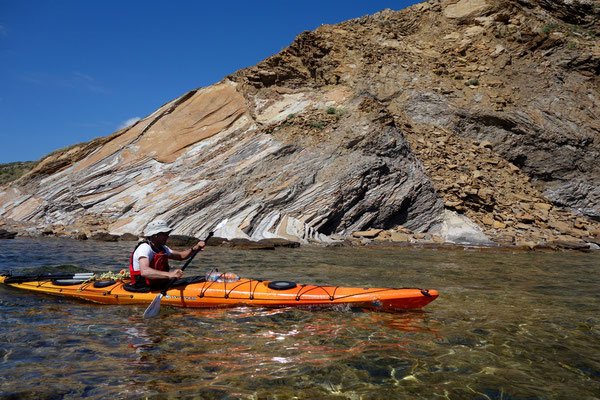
[1,0,599,250]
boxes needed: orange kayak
[0,273,438,311]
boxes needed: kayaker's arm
[169,241,206,261]
[139,256,183,280]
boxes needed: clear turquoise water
[0,238,598,399]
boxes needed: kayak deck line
[0,275,438,311]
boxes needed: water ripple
[0,238,598,398]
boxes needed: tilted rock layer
[1,0,599,249]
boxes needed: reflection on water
[0,238,599,399]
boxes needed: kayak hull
[0,276,438,311]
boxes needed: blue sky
[0,0,419,163]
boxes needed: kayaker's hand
[193,241,206,252]
[171,269,183,279]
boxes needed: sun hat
[145,220,174,237]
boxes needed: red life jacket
[129,241,170,286]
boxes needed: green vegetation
[280,113,297,128]
[309,121,326,130]
[568,24,598,39]
[542,22,597,40]
[325,107,347,118]
[0,161,38,185]
[542,24,560,35]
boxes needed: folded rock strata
[0,83,444,243]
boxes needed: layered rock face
[0,83,443,242]
[1,0,599,248]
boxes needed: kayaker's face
[152,232,169,246]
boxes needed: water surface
[0,238,598,399]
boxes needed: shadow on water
[0,238,599,398]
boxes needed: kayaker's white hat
[145,220,174,237]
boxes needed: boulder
[0,229,17,239]
[167,235,199,248]
[588,242,600,251]
[515,222,532,230]
[493,221,507,229]
[584,234,600,246]
[257,238,301,248]
[494,233,515,246]
[119,233,139,241]
[534,203,552,212]
[574,221,586,229]
[89,232,119,242]
[517,213,536,224]
[429,210,493,246]
[548,220,574,235]
[76,233,88,241]
[352,229,383,239]
[482,216,495,226]
[431,235,446,243]
[373,231,392,242]
[389,232,411,242]
[444,0,492,20]
[534,209,549,222]
[516,240,536,250]
[548,238,590,251]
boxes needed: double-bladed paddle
[3,272,95,284]
[143,219,227,318]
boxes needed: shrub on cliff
[0,161,38,185]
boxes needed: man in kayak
[129,220,205,289]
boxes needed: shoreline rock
[0,223,596,252]
[1,215,598,252]
[0,229,17,239]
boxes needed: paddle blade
[143,293,163,318]
[212,218,228,234]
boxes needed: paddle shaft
[160,232,214,295]
[4,272,94,284]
